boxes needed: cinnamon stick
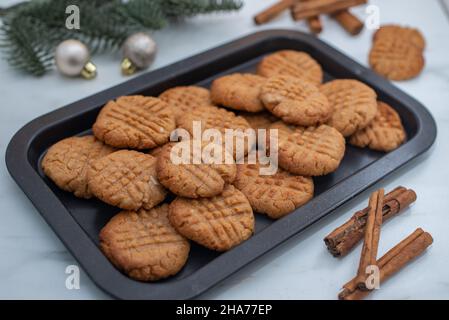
[332,9,364,35]
[254,0,297,25]
[339,228,433,300]
[298,0,323,34]
[354,189,384,289]
[292,0,367,21]
[324,187,417,257]
[307,16,323,34]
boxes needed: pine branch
[114,0,168,30]
[0,0,243,76]
[0,3,27,17]
[0,16,58,76]
[11,1,134,53]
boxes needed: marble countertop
[1,0,448,299]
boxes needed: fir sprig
[0,0,243,76]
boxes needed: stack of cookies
[41,48,406,282]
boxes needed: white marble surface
[1,0,448,299]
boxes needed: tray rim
[5,29,437,300]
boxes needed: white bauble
[122,32,157,69]
[55,39,90,77]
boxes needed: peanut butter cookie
[234,161,314,219]
[210,73,266,112]
[42,135,115,199]
[177,105,254,158]
[240,111,278,140]
[240,111,278,132]
[257,50,323,85]
[369,36,424,81]
[349,101,406,152]
[148,145,165,158]
[157,141,236,198]
[93,95,175,149]
[271,121,345,176]
[373,25,425,50]
[320,79,377,137]
[260,75,332,126]
[169,185,254,251]
[177,105,251,135]
[100,204,190,281]
[159,86,211,121]
[88,150,166,210]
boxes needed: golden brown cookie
[169,185,254,251]
[373,25,425,50]
[257,50,323,85]
[240,111,278,132]
[99,204,190,281]
[234,161,314,219]
[157,141,236,198]
[93,95,175,149]
[148,145,165,158]
[349,101,406,152]
[210,73,266,112]
[42,135,115,199]
[177,105,254,158]
[159,86,211,121]
[240,111,278,141]
[271,121,345,176]
[320,79,377,137]
[177,105,251,134]
[88,150,166,210]
[369,36,424,81]
[260,75,332,126]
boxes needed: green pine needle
[0,0,243,76]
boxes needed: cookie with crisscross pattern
[177,105,254,158]
[257,50,323,85]
[369,36,424,81]
[350,101,406,152]
[240,111,278,132]
[240,111,278,140]
[211,73,266,112]
[157,141,236,198]
[93,95,175,149]
[100,204,190,281]
[177,105,251,134]
[373,25,425,50]
[320,79,377,137]
[42,135,116,199]
[169,185,254,251]
[234,161,314,219]
[261,75,332,126]
[159,86,211,121]
[271,121,345,176]
[88,150,166,210]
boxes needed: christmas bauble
[122,32,157,75]
[55,39,96,79]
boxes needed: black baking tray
[5,30,436,299]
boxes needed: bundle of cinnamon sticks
[254,0,366,35]
[325,187,433,300]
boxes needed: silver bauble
[55,40,94,77]
[122,32,157,74]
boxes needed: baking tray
[5,30,436,299]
